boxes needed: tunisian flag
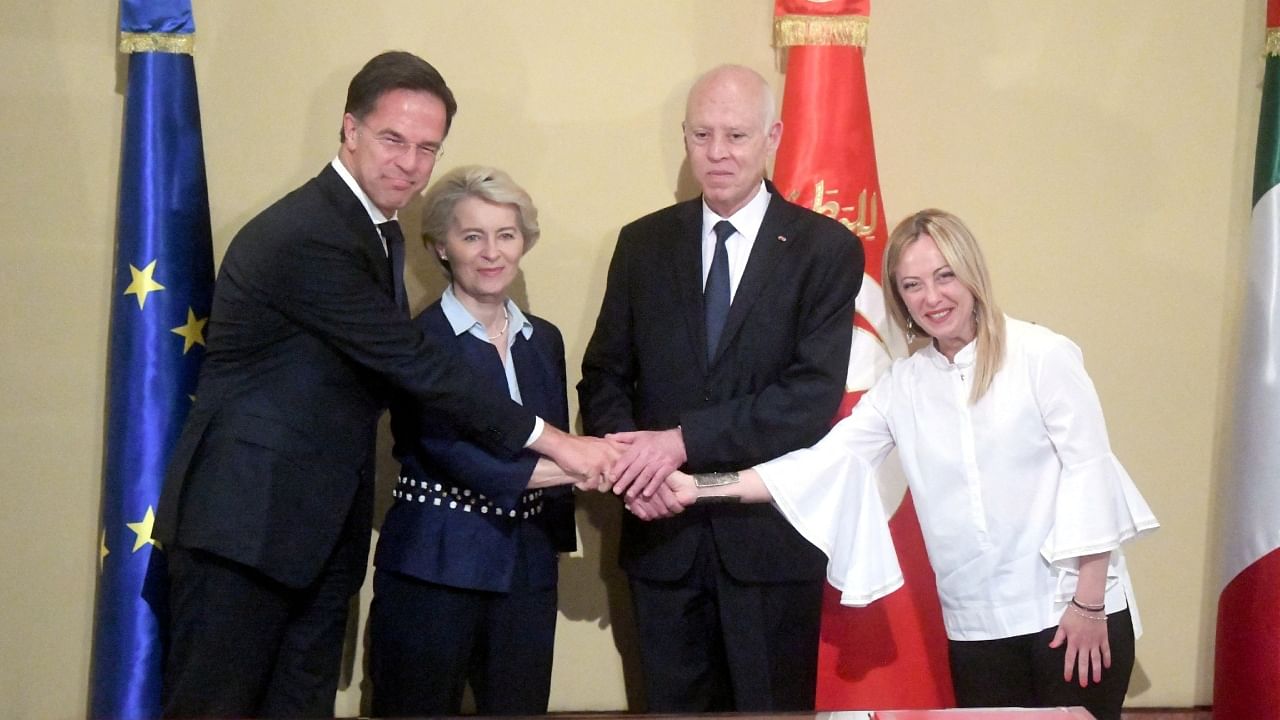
[1214,3,1280,717]
[771,0,954,709]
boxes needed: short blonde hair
[420,165,540,277]
[884,209,1006,403]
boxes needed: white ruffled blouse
[757,317,1159,641]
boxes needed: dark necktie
[379,220,409,316]
[704,220,734,363]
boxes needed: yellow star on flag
[126,506,158,553]
[124,259,165,309]
[99,529,109,570]
[171,308,208,354]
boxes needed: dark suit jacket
[155,165,536,590]
[375,301,575,593]
[579,185,863,583]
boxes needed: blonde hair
[883,209,1006,403]
[420,165,540,277]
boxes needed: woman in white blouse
[626,209,1158,720]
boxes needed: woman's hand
[625,471,698,520]
[1049,605,1110,686]
[1049,551,1113,686]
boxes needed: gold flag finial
[773,14,868,48]
[119,32,195,55]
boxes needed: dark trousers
[160,542,364,718]
[948,609,1136,720]
[367,568,558,716]
[628,530,824,712]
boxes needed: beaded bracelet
[1071,597,1106,612]
[1068,605,1108,622]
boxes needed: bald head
[685,65,777,131]
[682,65,783,217]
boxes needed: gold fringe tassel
[119,31,195,55]
[1268,28,1280,57]
[773,14,868,48]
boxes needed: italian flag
[1213,2,1280,717]
[772,0,953,709]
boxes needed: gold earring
[906,318,916,343]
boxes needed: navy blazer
[579,186,863,583]
[375,301,575,593]
[155,166,536,590]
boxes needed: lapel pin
[777,235,788,243]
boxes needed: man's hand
[605,428,687,499]
[574,473,613,493]
[529,425,619,488]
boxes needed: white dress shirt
[331,157,392,254]
[700,181,770,301]
[757,317,1159,641]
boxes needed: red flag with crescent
[771,0,955,709]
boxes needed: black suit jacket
[375,301,576,593]
[579,186,863,583]
[155,165,535,590]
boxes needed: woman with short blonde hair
[368,165,576,717]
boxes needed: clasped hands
[602,429,699,519]
[549,428,702,518]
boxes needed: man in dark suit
[154,51,613,719]
[578,65,864,712]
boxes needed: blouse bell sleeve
[756,379,904,607]
[1032,331,1160,568]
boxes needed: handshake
[546,427,744,521]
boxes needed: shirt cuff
[523,416,546,448]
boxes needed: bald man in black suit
[580,65,863,712]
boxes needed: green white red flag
[771,0,953,709]
[1214,2,1280,717]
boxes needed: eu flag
[90,2,213,717]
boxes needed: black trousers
[948,609,1136,720]
[160,541,364,718]
[367,568,558,716]
[628,530,824,712]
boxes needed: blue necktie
[704,220,734,363]
[380,220,409,316]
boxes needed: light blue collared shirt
[440,285,534,405]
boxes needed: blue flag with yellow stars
[90,1,213,717]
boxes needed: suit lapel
[316,164,395,299]
[709,191,795,365]
[511,331,550,419]
[669,201,710,374]
[430,303,552,420]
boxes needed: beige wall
[0,1,1257,715]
